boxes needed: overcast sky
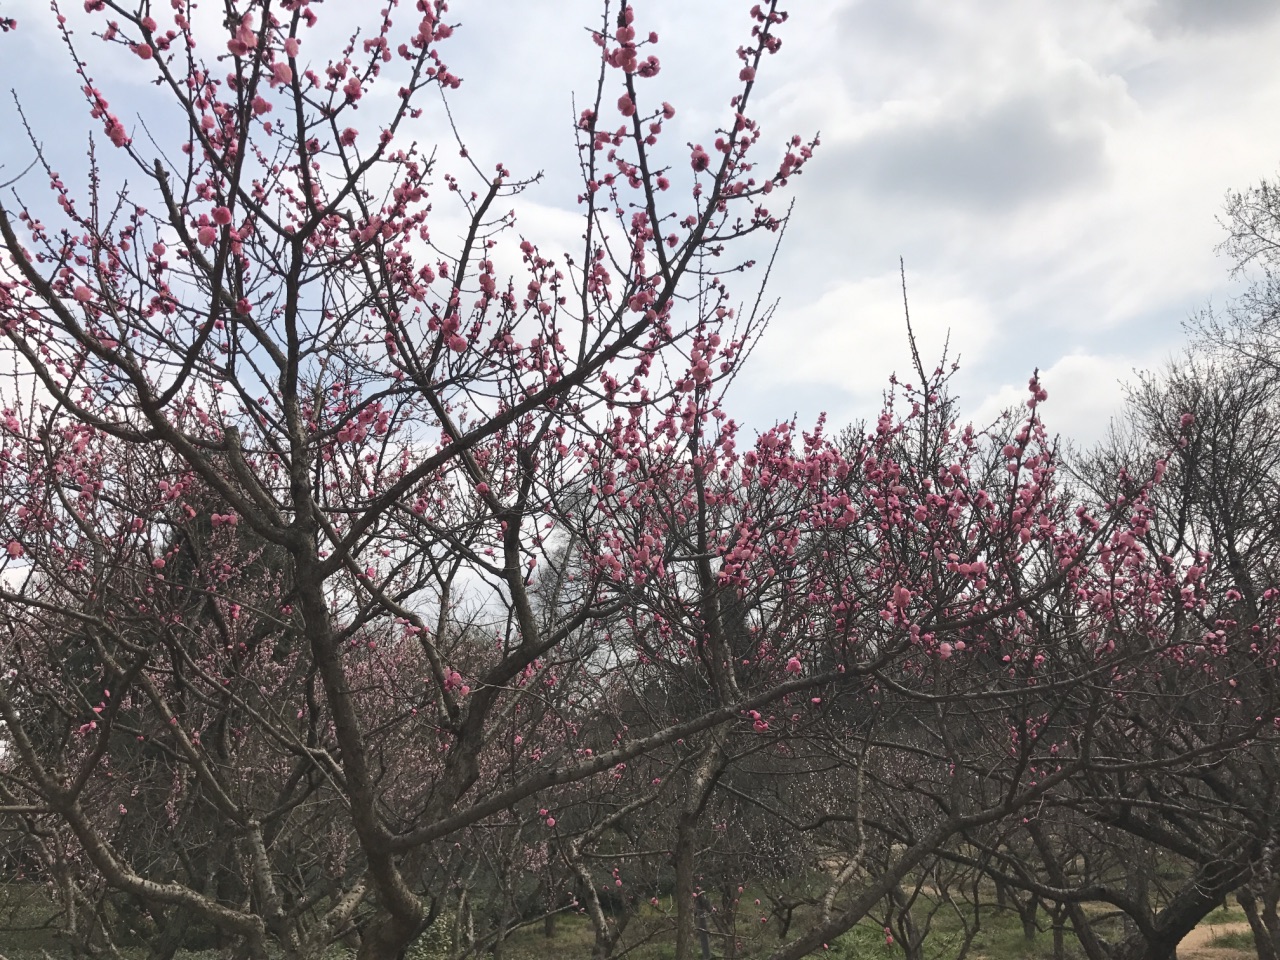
[3,0,1279,448]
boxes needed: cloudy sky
[3,0,1279,448]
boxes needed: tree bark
[1110,857,1251,960]
[1238,888,1280,960]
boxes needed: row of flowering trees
[1,2,1277,959]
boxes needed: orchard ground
[0,882,1259,960]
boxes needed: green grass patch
[1208,929,1256,951]
[3,879,1230,960]
[1207,909,1248,926]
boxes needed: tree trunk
[1122,846,1152,941]
[355,910,420,960]
[674,813,698,960]
[696,892,714,960]
[1067,904,1113,960]
[1026,823,1109,960]
[1022,904,1039,942]
[146,906,192,960]
[1111,935,1180,960]
[673,738,726,960]
[891,885,925,960]
[1111,856,1251,960]
[1238,888,1280,960]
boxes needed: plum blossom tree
[0,1,827,956]
[503,360,1234,960]
[1067,353,1280,960]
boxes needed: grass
[0,883,65,958]
[0,881,1262,960]
[494,893,1100,960]
[1209,929,1257,951]
[1204,905,1247,925]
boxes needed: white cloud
[969,352,1150,449]
[747,270,997,415]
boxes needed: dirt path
[1178,920,1254,960]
